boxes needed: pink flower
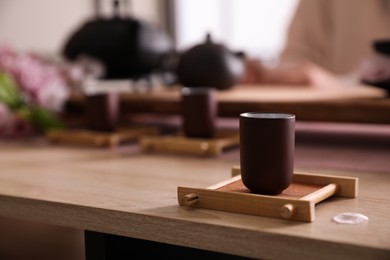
[36,79,70,112]
[0,43,105,138]
[0,44,70,113]
[0,103,32,137]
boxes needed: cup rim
[240,112,295,119]
[181,87,215,95]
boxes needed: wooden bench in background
[66,84,390,124]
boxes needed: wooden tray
[177,166,358,222]
[140,130,239,157]
[47,127,158,147]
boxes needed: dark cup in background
[181,87,218,138]
[239,112,295,195]
[85,92,119,132]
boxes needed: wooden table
[67,84,390,124]
[0,142,389,259]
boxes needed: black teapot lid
[204,33,214,44]
[194,33,225,50]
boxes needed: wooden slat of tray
[231,166,358,198]
[178,170,358,222]
[47,127,158,147]
[140,131,239,156]
[178,185,315,222]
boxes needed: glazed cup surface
[239,112,295,195]
[85,92,119,132]
[181,87,217,138]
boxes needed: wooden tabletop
[68,84,390,124]
[0,142,389,259]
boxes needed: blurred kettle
[62,0,173,80]
[175,33,245,90]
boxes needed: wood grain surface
[0,142,389,259]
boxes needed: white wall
[0,0,163,54]
[0,0,92,54]
[174,0,299,66]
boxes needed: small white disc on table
[332,212,369,224]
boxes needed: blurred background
[0,0,298,67]
[1,0,389,136]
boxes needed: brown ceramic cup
[181,87,217,138]
[85,92,119,132]
[239,112,295,195]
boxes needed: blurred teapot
[62,0,173,80]
[175,33,245,90]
